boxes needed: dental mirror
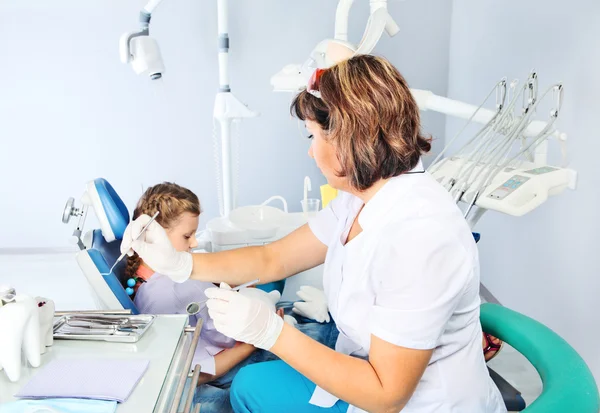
[186,301,205,316]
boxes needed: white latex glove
[292,286,330,323]
[205,282,284,350]
[283,315,298,327]
[120,214,192,283]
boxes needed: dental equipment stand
[270,1,577,309]
[424,75,576,306]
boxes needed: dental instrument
[427,79,507,177]
[454,79,553,206]
[426,72,573,226]
[185,302,203,317]
[462,87,562,219]
[52,314,156,342]
[185,279,260,316]
[63,315,144,329]
[232,279,260,291]
[444,77,534,203]
[101,211,159,277]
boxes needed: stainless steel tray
[53,314,156,343]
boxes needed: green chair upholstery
[480,303,599,413]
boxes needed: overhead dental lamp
[271,0,400,92]
[119,0,166,80]
[119,0,257,217]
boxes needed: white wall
[447,0,600,381]
[0,250,96,310]
[0,0,451,249]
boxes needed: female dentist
[123,55,506,413]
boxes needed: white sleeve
[308,192,349,247]
[368,223,474,350]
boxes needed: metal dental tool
[101,211,160,276]
[231,278,260,292]
[185,278,260,316]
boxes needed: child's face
[165,212,199,252]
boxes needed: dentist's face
[166,212,199,252]
[306,120,347,191]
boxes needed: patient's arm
[197,342,255,385]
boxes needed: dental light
[271,0,400,92]
[119,0,258,217]
[119,0,166,80]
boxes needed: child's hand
[276,308,284,319]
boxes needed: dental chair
[471,232,526,411]
[481,303,599,412]
[62,178,139,314]
[63,178,288,314]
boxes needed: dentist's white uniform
[124,161,508,412]
[307,162,506,413]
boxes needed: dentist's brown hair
[291,54,431,191]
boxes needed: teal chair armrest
[480,303,599,413]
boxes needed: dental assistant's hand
[293,286,330,323]
[121,214,192,283]
[205,283,284,350]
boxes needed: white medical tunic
[308,162,506,413]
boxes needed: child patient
[125,182,258,411]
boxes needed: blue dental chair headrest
[87,178,130,243]
[84,178,138,313]
[89,231,138,314]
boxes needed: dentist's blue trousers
[230,360,350,412]
[194,302,350,412]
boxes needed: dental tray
[53,314,156,343]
